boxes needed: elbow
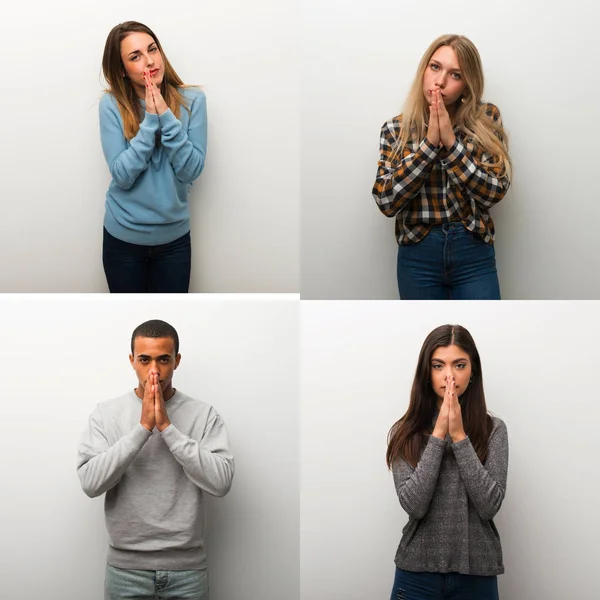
[211,463,234,497]
[372,195,400,218]
[399,495,427,520]
[109,169,134,190]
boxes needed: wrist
[451,432,467,443]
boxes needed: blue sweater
[99,88,207,246]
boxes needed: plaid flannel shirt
[372,103,510,245]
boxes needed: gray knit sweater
[77,390,234,571]
[392,415,508,576]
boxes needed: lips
[149,69,159,76]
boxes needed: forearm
[77,423,152,498]
[159,103,207,184]
[451,436,507,520]
[393,435,447,519]
[160,424,234,497]
[373,138,439,217]
[440,139,509,208]
[100,110,160,190]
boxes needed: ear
[129,353,134,367]
[174,353,182,370]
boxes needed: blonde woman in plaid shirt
[372,35,512,300]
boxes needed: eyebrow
[128,43,157,58]
[137,354,171,360]
[431,358,469,364]
[430,59,461,73]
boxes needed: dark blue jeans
[391,568,499,600]
[396,224,501,300]
[102,228,191,293]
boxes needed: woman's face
[430,344,472,401]
[120,32,164,94]
[422,45,467,111]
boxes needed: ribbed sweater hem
[104,211,190,246]
[107,546,206,571]
[394,557,504,577]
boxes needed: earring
[461,97,466,103]
[469,376,473,382]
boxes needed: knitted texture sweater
[392,415,508,576]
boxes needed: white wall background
[0,296,299,600]
[0,0,298,292]
[300,0,600,299]
[301,301,600,599]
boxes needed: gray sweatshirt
[77,390,234,570]
[392,415,508,576]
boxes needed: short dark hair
[131,319,179,354]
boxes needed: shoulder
[174,391,218,416]
[481,102,503,123]
[489,415,508,436]
[99,90,119,111]
[180,86,206,105]
[380,114,403,139]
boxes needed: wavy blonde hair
[394,34,511,181]
[102,21,196,140]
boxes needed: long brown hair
[101,21,193,140]
[386,325,493,469]
[393,34,511,182]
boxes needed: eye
[150,47,157,52]
[452,73,462,80]
[432,364,442,370]
[160,358,170,363]
[456,363,467,369]
[139,358,148,363]
[430,63,439,70]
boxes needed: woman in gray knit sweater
[386,324,508,600]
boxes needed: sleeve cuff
[439,139,465,167]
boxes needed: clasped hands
[140,371,171,432]
[142,71,168,116]
[433,375,467,443]
[426,88,456,150]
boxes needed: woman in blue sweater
[386,324,508,599]
[100,21,207,293]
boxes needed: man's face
[129,336,180,393]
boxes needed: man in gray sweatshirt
[77,319,234,600]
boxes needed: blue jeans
[102,228,192,293]
[390,568,499,600]
[396,224,501,300]
[104,564,209,600]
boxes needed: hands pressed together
[433,375,467,443]
[426,88,456,149]
[143,71,168,116]
[140,371,171,432]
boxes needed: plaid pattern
[372,103,510,245]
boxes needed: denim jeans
[396,223,501,300]
[104,564,209,600]
[390,567,499,600]
[102,228,192,293]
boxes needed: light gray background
[301,0,600,299]
[0,0,298,292]
[0,296,299,600]
[301,300,600,599]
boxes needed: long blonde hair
[101,21,195,140]
[395,34,511,181]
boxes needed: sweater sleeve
[159,407,234,497]
[439,104,510,209]
[157,89,207,184]
[76,405,153,498]
[372,118,440,217]
[392,435,448,519]
[451,419,509,521]
[99,93,160,190]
